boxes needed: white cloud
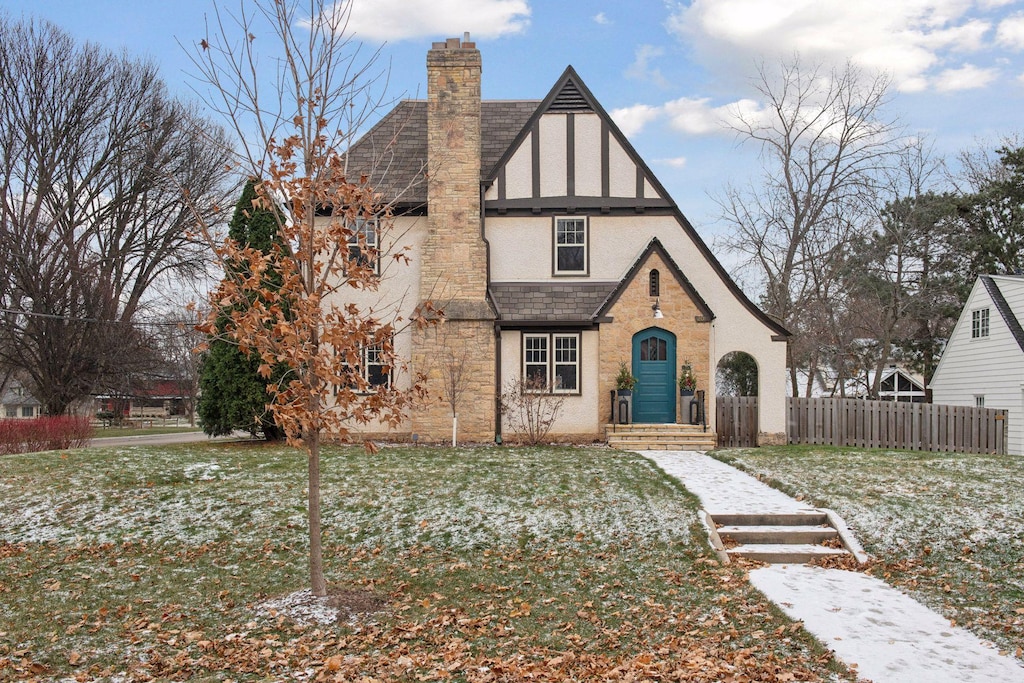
[343,0,530,42]
[996,12,1024,49]
[934,63,999,90]
[593,12,611,25]
[655,156,688,168]
[663,96,762,135]
[667,0,1012,92]
[610,103,662,137]
[626,45,669,87]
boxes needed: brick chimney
[412,35,496,443]
[421,34,489,308]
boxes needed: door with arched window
[631,328,676,423]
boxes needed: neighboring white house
[334,37,789,443]
[1,378,42,419]
[930,275,1024,455]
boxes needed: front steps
[706,512,865,564]
[606,423,717,451]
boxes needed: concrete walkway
[643,450,1024,683]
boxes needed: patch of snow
[750,565,1024,683]
[258,589,340,626]
[184,462,223,481]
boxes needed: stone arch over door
[632,327,676,423]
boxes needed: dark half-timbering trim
[531,122,541,199]
[486,196,674,213]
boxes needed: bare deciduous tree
[719,56,905,395]
[187,0,434,597]
[500,378,566,446]
[0,16,232,414]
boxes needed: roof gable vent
[548,79,592,112]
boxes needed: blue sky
[5,0,1024,256]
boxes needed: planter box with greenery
[615,362,638,396]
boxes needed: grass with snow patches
[0,443,855,681]
[714,445,1024,657]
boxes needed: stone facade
[411,37,496,442]
[757,431,788,446]
[598,251,711,425]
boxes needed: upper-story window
[347,218,379,274]
[554,217,587,275]
[649,269,660,297]
[971,308,990,338]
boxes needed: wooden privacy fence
[717,396,759,448]
[716,396,1008,454]
[788,398,1007,454]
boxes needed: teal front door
[632,328,676,423]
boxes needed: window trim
[552,216,589,276]
[347,217,380,275]
[971,307,990,339]
[521,331,582,395]
[336,341,392,394]
[649,269,660,297]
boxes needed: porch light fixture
[652,298,663,319]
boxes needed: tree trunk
[307,427,327,596]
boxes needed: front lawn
[714,445,1024,658]
[0,444,849,681]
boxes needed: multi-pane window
[524,335,549,388]
[5,407,17,418]
[554,217,587,274]
[523,333,580,393]
[975,395,985,408]
[971,308,990,338]
[347,218,379,273]
[337,343,391,393]
[639,335,667,361]
[553,335,579,392]
[21,406,33,418]
[364,344,390,388]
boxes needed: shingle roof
[342,100,539,208]
[981,275,1024,353]
[490,282,618,322]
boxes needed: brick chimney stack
[413,36,496,442]
[421,34,489,306]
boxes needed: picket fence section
[787,397,1007,454]
[716,396,1008,455]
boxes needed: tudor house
[336,36,788,444]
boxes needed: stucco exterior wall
[499,329,602,438]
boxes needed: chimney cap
[432,33,475,50]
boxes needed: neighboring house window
[649,269,660,297]
[522,332,580,393]
[21,406,33,418]
[347,218,379,274]
[971,308,990,338]
[975,395,985,408]
[5,407,17,418]
[554,217,587,275]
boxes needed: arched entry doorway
[632,327,676,423]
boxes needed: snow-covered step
[717,525,838,545]
[707,512,853,564]
[726,543,848,564]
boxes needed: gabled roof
[342,100,538,208]
[981,275,1024,353]
[596,237,715,322]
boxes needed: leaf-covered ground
[714,446,1024,658]
[0,444,852,681]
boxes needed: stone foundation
[756,431,788,446]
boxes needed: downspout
[481,180,502,441]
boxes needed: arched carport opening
[716,351,759,397]
[716,351,760,446]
